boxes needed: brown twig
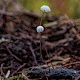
[30,46,38,65]
[1,63,9,80]
[11,63,26,76]
[5,45,22,62]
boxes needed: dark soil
[0,11,80,80]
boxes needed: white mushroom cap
[40,5,51,12]
[36,26,44,33]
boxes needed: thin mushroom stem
[40,10,53,69]
[39,12,45,62]
[39,33,44,62]
[40,12,45,25]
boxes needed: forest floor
[0,11,80,80]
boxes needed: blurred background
[0,0,80,18]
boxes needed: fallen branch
[26,67,80,79]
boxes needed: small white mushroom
[40,5,51,12]
[36,26,44,33]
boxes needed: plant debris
[0,11,80,80]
